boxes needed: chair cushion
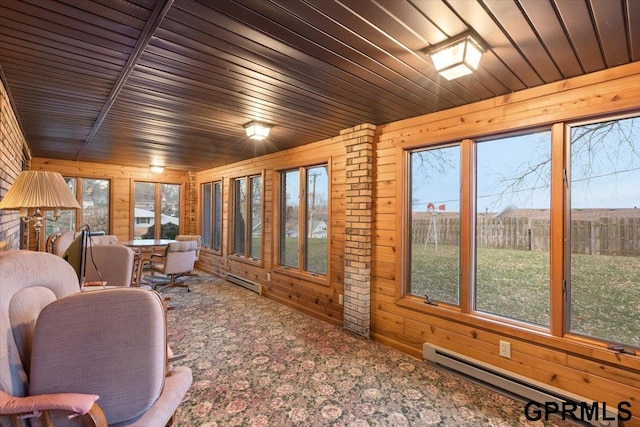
[29,288,166,425]
[111,366,192,427]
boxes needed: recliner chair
[0,250,192,426]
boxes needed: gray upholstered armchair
[0,251,192,426]
[150,240,198,291]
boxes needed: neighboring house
[311,220,328,238]
[285,220,327,238]
[134,207,180,236]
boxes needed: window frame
[131,181,182,240]
[274,163,330,285]
[399,112,640,352]
[228,172,264,265]
[472,130,553,328]
[405,143,463,307]
[399,132,554,328]
[201,180,223,254]
[564,113,640,347]
[44,176,112,240]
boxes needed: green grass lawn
[280,237,327,275]
[410,244,640,347]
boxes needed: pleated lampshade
[0,171,81,215]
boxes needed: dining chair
[174,235,202,279]
[149,240,198,291]
[84,244,136,287]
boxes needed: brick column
[187,171,197,235]
[341,124,376,336]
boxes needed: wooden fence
[412,216,639,256]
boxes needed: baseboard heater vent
[227,274,262,295]
[423,343,618,427]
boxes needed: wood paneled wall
[373,62,640,426]
[30,158,192,243]
[194,62,640,425]
[195,128,357,326]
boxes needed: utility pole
[308,171,320,238]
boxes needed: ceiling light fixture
[428,33,484,80]
[243,121,271,141]
[150,165,164,174]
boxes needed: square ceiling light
[244,121,271,141]
[429,34,484,80]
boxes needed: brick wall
[342,124,376,336]
[0,77,28,250]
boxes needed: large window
[279,165,328,275]
[475,131,551,326]
[45,177,110,237]
[231,174,262,260]
[409,145,460,305]
[82,178,110,234]
[45,177,77,238]
[133,182,180,239]
[568,116,640,346]
[202,181,222,251]
[280,169,299,268]
[405,114,640,350]
[202,183,212,247]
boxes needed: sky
[411,119,640,213]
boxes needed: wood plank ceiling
[1,0,639,172]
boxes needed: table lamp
[0,170,81,250]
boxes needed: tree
[496,118,639,207]
[142,222,179,239]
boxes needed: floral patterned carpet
[164,275,575,427]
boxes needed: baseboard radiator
[423,343,618,427]
[227,274,262,295]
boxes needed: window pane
[135,182,156,239]
[161,184,180,239]
[280,170,299,267]
[409,146,460,305]
[250,176,262,260]
[202,183,212,247]
[233,179,246,256]
[475,131,551,326]
[82,179,109,234]
[213,181,222,251]
[305,166,328,275]
[569,116,640,346]
[46,177,76,237]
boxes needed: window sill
[272,266,329,287]
[201,247,222,256]
[228,254,262,267]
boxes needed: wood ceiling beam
[76,0,174,161]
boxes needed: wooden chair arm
[85,402,108,427]
[0,391,107,427]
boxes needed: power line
[413,166,639,207]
